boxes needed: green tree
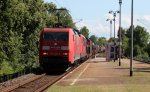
[44,2,57,27]
[98,37,107,46]
[0,0,25,73]
[119,28,129,57]
[125,25,149,57]
[0,0,48,74]
[59,9,75,28]
[90,35,98,44]
[0,0,79,75]
[145,43,150,57]
[45,5,75,28]
[122,36,129,57]
[80,26,89,38]
[134,26,149,48]
[22,0,47,68]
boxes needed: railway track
[1,60,86,92]
[11,72,68,92]
[1,55,92,92]
[1,73,45,92]
[1,70,72,92]
[1,70,71,92]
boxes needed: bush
[0,59,14,75]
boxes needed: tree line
[80,24,150,61]
[0,0,103,76]
[80,26,107,46]
[0,0,76,75]
[121,25,150,59]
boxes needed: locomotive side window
[43,32,68,41]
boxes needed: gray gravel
[0,73,36,90]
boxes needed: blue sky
[44,0,150,39]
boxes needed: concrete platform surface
[55,57,135,86]
[47,57,150,92]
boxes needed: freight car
[86,38,93,58]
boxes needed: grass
[47,84,150,92]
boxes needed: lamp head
[117,11,120,13]
[109,11,113,14]
[119,0,122,4]
[106,19,110,21]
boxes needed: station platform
[56,57,129,86]
[48,56,150,92]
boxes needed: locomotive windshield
[43,32,68,41]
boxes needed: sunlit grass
[47,84,150,92]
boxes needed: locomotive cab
[39,28,79,71]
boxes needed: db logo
[54,43,57,45]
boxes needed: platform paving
[47,57,150,92]
[55,57,130,86]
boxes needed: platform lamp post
[130,0,134,77]
[106,19,113,38]
[109,10,119,62]
[118,0,122,66]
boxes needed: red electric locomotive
[79,34,87,61]
[39,28,81,70]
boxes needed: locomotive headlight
[63,53,68,55]
[42,46,50,50]
[61,46,68,50]
[43,52,48,55]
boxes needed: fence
[0,67,40,83]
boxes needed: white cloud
[76,20,110,39]
[121,15,131,27]
[105,13,113,20]
[135,15,150,31]
[76,14,150,39]
[143,15,150,22]
[121,14,150,28]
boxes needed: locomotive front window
[43,32,68,41]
